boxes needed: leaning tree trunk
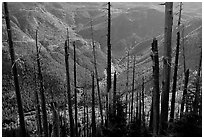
[91,20,104,125]
[35,30,48,137]
[91,73,96,137]
[64,28,74,136]
[160,2,173,134]
[170,32,180,122]
[73,41,78,136]
[151,38,160,136]
[170,2,182,122]
[4,2,26,136]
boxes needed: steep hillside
[2,2,107,121]
[116,17,202,99]
[78,5,165,58]
[2,2,202,126]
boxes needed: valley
[2,2,202,137]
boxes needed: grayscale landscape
[2,2,202,137]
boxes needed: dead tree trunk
[106,2,111,127]
[142,77,145,126]
[91,20,104,125]
[83,87,86,137]
[113,71,117,117]
[182,25,186,74]
[33,65,42,136]
[51,103,60,137]
[64,28,74,136]
[151,38,160,136]
[86,96,89,136]
[136,91,139,120]
[73,41,78,136]
[91,73,96,136]
[170,32,180,122]
[35,30,48,137]
[4,2,26,136]
[131,56,136,122]
[138,86,142,127]
[193,52,202,115]
[160,2,173,134]
[180,69,189,116]
[126,51,130,121]
[149,100,153,131]
[170,3,182,122]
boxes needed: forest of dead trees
[2,2,202,137]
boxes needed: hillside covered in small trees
[2,2,202,137]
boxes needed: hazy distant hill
[2,2,202,120]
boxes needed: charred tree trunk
[180,69,189,116]
[33,65,42,136]
[136,91,139,120]
[149,101,153,131]
[151,38,160,136]
[142,77,145,126]
[83,88,86,137]
[160,2,173,134]
[182,26,186,74]
[170,32,180,122]
[126,51,130,121]
[131,56,136,122]
[106,2,111,127]
[170,3,182,122]
[64,28,74,136]
[193,52,202,115]
[91,73,96,136]
[86,97,89,136]
[35,30,48,137]
[138,87,142,127]
[4,2,26,136]
[73,41,78,136]
[113,71,117,117]
[91,20,104,125]
[51,103,60,137]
